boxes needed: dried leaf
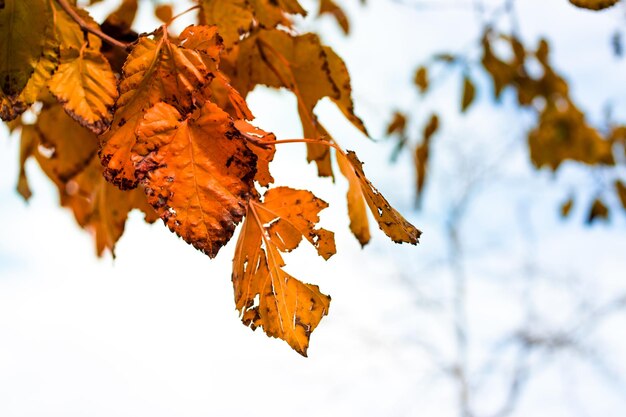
[587,198,609,223]
[319,0,350,34]
[232,187,334,355]
[100,27,218,189]
[561,198,574,217]
[155,4,173,23]
[234,120,276,186]
[337,151,371,246]
[415,114,439,205]
[0,0,58,121]
[461,75,476,112]
[134,101,257,258]
[414,66,428,93]
[569,0,620,10]
[343,150,421,244]
[615,180,626,210]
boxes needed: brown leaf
[414,66,428,93]
[615,180,626,210]
[587,198,609,223]
[461,75,476,112]
[560,198,574,218]
[232,187,334,356]
[104,0,138,31]
[415,114,439,205]
[319,0,350,34]
[134,101,257,258]
[342,150,421,244]
[569,0,620,10]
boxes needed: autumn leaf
[155,4,173,23]
[104,0,138,31]
[47,2,118,134]
[337,151,371,246]
[233,29,367,175]
[414,114,439,206]
[569,0,620,10]
[133,101,257,258]
[232,187,335,355]
[17,107,154,256]
[234,119,276,186]
[461,75,476,112]
[200,0,306,48]
[0,0,58,121]
[340,150,421,244]
[615,180,626,210]
[100,26,219,189]
[319,0,350,34]
[414,66,428,93]
[560,198,574,218]
[587,198,609,223]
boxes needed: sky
[1,1,626,416]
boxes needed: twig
[55,0,130,50]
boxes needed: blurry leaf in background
[569,0,620,10]
[414,66,428,93]
[587,198,610,223]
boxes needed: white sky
[1,1,626,416]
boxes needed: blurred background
[1,0,626,416]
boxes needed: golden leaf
[134,101,257,258]
[155,4,173,23]
[0,0,58,121]
[337,151,371,246]
[232,187,334,356]
[234,120,276,186]
[414,66,428,93]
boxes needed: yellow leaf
[0,0,58,121]
[134,101,257,258]
[233,187,334,356]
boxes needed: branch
[55,0,131,50]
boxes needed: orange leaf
[100,27,218,189]
[234,120,276,186]
[233,187,335,356]
[342,150,421,244]
[134,101,257,258]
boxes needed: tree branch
[55,0,131,50]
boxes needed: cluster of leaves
[0,0,419,355]
[387,2,626,223]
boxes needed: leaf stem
[168,5,201,25]
[242,135,346,156]
[55,0,131,50]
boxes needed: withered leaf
[134,101,257,258]
[587,198,609,223]
[414,66,428,93]
[233,187,335,356]
[100,26,217,189]
[319,0,350,34]
[234,119,276,186]
[337,151,371,246]
[615,180,626,210]
[461,75,476,112]
[0,0,58,121]
[569,0,620,10]
[341,150,421,244]
[561,198,574,218]
[415,114,439,205]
